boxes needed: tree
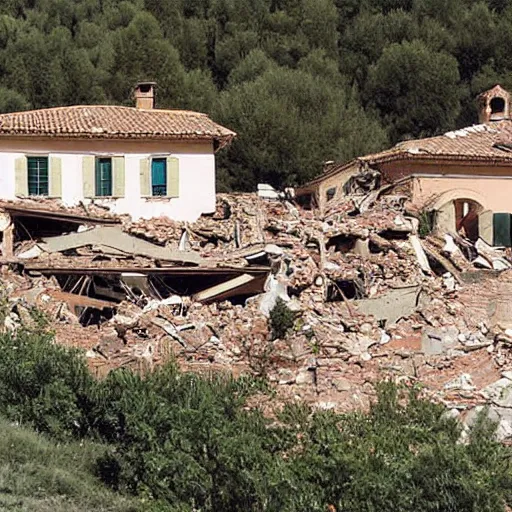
[367,39,463,141]
[216,63,387,190]
[0,86,29,112]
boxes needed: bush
[1,328,512,511]
[0,329,93,439]
[418,209,435,238]
[269,298,296,340]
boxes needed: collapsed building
[3,85,512,438]
[2,187,512,438]
[297,85,512,248]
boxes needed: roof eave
[362,151,512,166]
[297,150,512,192]
[0,131,236,144]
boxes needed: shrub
[1,326,512,511]
[0,329,93,439]
[418,209,435,238]
[269,298,296,340]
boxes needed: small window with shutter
[141,156,179,198]
[95,157,112,197]
[151,158,167,196]
[27,156,49,196]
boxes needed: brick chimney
[133,81,156,109]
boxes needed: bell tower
[477,85,511,123]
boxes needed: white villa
[0,82,235,221]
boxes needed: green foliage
[0,416,141,511]
[0,329,93,439]
[418,209,435,238]
[269,297,296,340]
[0,0,508,190]
[367,39,463,140]
[1,325,512,510]
[216,63,387,189]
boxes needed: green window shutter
[14,156,28,196]
[82,156,95,198]
[166,156,179,198]
[113,156,125,197]
[140,157,150,197]
[49,156,62,198]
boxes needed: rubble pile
[2,191,512,436]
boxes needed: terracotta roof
[0,105,236,147]
[360,120,512,166]
[477,84,510,102]
[302,120,512,190]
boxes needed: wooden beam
[49,290,118,309]
[24,265,270,277]
[2,223,14,258]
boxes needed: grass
[0,417,142,512]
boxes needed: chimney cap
[133,81,156,93]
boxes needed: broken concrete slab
[355,285,422,325]
[259,274,290,316]
[483,378,512,408]
[422,326,460,355]
[1,203,120,225]
[17,245,43,259]
[444,373,475,391]
[257,184,280,200]
[409,234,431,273]
[493,259,512,271]
[39,226,202,265]
[342,334,377,356]
[473,255,493,269]
[352,238,370,258]
[475,238,511,270]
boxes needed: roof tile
[0,105,236,146]
[361,121,512,164]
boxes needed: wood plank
[49,290,117,309]
[192,274,266,303]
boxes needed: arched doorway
[453,198,484,241]
[429,189,488,241]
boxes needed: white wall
[0,138,216,222]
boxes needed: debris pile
[2,190,512,437]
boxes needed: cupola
[477,85,511,123]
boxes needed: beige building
[0,82,235,221]
[297,85,512,244]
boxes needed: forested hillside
[0,0,509,189]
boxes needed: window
[27,156,49,196]
[95,157,112,196]
[326,187,337,202]
[491,97,506,115]
[151,158,167,196]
